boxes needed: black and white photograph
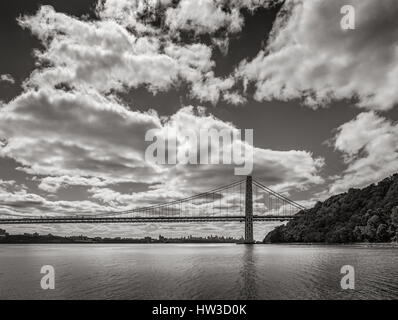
[0,0,397,306]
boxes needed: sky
[1,0,398,240]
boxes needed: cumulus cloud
[97,0,172,34]
[330,112,398,194]
[238,0,398,110]
[0,0,328,219]
[165,0,244,35]
[0,89,160,182]
[37,176,111,193]
[0,87,323,214]
[0,183,114,218]
[140,104,324,196]
[100,0,274,35]
[18,4,241,105]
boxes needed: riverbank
[260,242,398,248]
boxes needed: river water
[0,243,397,300]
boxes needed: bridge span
[0,215,294,225]
[0,176,304,243]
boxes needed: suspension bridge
[0,176,305,243]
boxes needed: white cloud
[330,112,398,194]
[37,176,111,193]
[0,0,326,219]
[238,0,398,110]
[223,91,247,105]
[165,0,244,35]
[19,6,178,93]
[99,0,274,35]
[18,4,241,105]
[0,88,161,183]
[88,186,186,208]
[0,185,114,218]
[0,88,323,213]
[97,0,172,34]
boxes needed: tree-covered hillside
[264,174,398,243]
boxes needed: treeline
[264,174,398,243]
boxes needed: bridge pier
[244,176,254,244]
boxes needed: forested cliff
[264,174,398,243]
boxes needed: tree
[367,214,380,227]
[353,226,365,241]
[264,174,398,244]
[391,207,398,241]
[391,207,398,226]
[376,224,389,242]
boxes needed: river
[0,243,397,299]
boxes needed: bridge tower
[244,176,254,244]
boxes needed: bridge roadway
[0,215,294,225]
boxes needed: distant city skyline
[0,229,242,243]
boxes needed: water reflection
[239,245,257,299]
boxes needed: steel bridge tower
[244,176,254,244]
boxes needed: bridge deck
[0,215,294,224]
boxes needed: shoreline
[1,241,397,247]
[260,242,398,248]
